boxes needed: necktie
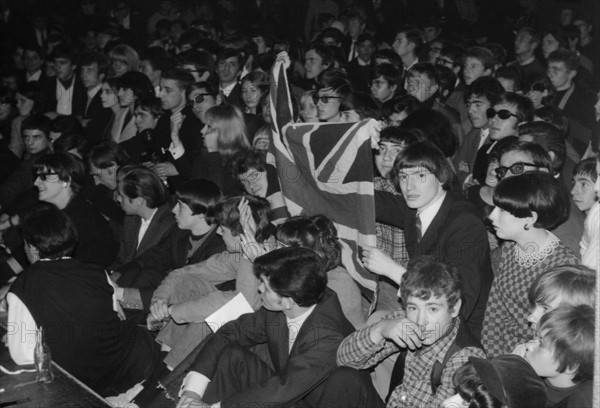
[416,212,422,242]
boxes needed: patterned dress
[482,233,579,357]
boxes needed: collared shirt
[56,77,75,115]
[220,81,237,97]
[137,208,158,249]
[477,127,490,150]
[418,191,446,236]
[26,70,42,83]
[287,304,316,352]
[337,312,485,408]
[86,84,102,113]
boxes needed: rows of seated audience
[0,1,598,408]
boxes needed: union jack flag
[269,58,379,297]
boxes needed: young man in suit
[44,43,87,116]
[369,141,493,343]
[111,179,224,316]
[151,68,201,189]
[453,76,504,187]
[216,48,244,109]
[177,246,355,408]
[80,52,112,144]
[112,165,175,269]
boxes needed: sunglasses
[189,93,216,105]
[312,94,343,104]
[36,171,59,182]
[495,162,544,179]
[486,108,519,120]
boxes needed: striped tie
[416,212,422,242]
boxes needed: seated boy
[177,246,355,407]
[523,305,595,408]
[326,256,485,408]
[147,195,273,369]
[526,264,596,331]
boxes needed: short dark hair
[408,62,439,86]
[392,140,455,190]
[518,121,565,175]
[528,264,596,309]
[254,247,328,307]
[493,172,570,229]
[276,215,341,271]
[79,52,109,76]
[498,140,553,173]
[21,203,77,259]
[517,27,541,46]
[117,165,168,209]
[440,45,465,66]
[135,96,164,118]
[176,179,222,216]
[538,305,595,383]
[464,76,504,105]
[161,67,194,93]
[306,42,335,68]
[464,46,495,71]
[497,92,534,123]
[494,66,522,92]
[51,43,79,65]
[117,71,155,101]
[398,27,426,56]
[217,47,244,66]
[378,126,421,146]
[50,115,84,137]
[381,95,420,119]
[400,256,462,310]
[434,65,457,101]
[178,49,215,74]
[320,27,344,45]
[18,82,46,114]
[33,152,86,194]
[231,150,266,175]
[572,158,598,182]
[87,141,130,169]
[371,63,402,86]
[547,49,580,72]
[21,113,52,136]
[213,195,272,242]
[535,105,569,138]
[401,109,459,158]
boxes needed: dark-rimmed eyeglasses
[495,162,544,179]
[36,172,59,182]
[189,93,216,105]
[312,94,343,104]
[436,57,456,66]
[486,108,519,120]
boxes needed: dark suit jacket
[64,194,118,267]
[375,191,493,341]
[44,76,87,117]
[116,225,225,309]
[221,82,243,109]
[84,89,113,145]
[153,107,203,190]
[191,289,355,407]
[112,202,176,270]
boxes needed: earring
[523,224,530,231]
[62,182,68,187]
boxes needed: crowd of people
[0,1,599,407]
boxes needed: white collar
[418,191,447,235]
[87,84,102,98]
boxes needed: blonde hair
[205,104,251,156]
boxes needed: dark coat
[375,191,494,342]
